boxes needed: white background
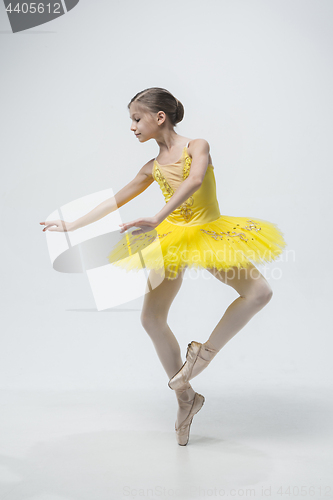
[0,1,332,498]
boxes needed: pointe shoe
[168,341,218,391]
[175,392,205,446]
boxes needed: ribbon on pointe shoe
[190,342,218,380]
[169,341,218,391]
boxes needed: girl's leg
[168,262,274,389]
[200,262,273,360]
[141,267,196,426]
[141,267,187,379]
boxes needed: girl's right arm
[40,159,155,232]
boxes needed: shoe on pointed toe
[175,392,205,446]
[168,341,218,391]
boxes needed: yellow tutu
[107,144,287,279]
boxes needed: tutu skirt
[107,214,287,280]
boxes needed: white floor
[1,256,332,500]
[0,379,332,500]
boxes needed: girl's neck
[156,134,186,153]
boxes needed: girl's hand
[119,216,160,235]
[40,220,73,232]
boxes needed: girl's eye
[136,119,140,122]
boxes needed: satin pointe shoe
[175,391,205,446]
[168,341,218,391]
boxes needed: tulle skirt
[107,215,287,280]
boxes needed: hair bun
[175,99,184,124]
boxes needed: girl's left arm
[119,139,210,234]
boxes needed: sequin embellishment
[242,220,262,232]
[125,230,173,249]
[200,229,249,242]
[200,220,262,242]
[179,196,194,222]
[183,154,192,180]
[180,153,194,221]
[153,150,194,222]
[129,232,157,246]
[154,166,174,201]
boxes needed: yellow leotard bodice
[153,144,221,226]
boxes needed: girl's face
[129,102,162,142]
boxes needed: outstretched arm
[40,159,155,232]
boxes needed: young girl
[40,87,287,446]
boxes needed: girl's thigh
[206,262,272,298]
[142,267,186,320]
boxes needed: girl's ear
[157,110,166,125]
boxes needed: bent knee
[140,311,166,332]
[250,282,273,307]
[140,312,153,331]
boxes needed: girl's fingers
[41,220,70,232]
[120,222,134,231]
[42,224,57,231]
[43,222,65,231]
[119,220,154,234]
[41,221,58,230]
